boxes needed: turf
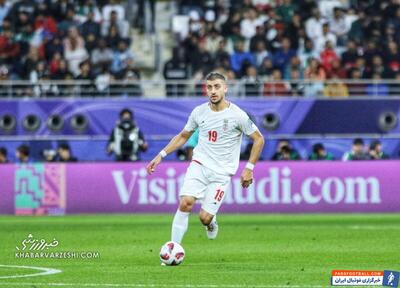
[0,214,399,287]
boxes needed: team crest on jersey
[223,119,229,131]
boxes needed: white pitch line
[0,265,62,279]
[0,283,324,288]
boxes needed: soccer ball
[159,241,185,266]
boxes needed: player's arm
[240,130,265,188]
[146,129,194,174]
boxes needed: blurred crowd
[0,137,390,163]
[0,0,142,97]
[165,0,400,97]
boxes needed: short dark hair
[58,142,70,151]
[313,143,325,154]
[369,140,381,150]
[17,144,30,157]
[0,147,7,157]
[119,108,133,119]
[353,138,364,145]
[205,72,226,82]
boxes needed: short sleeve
[183,108,198,132]
[238,112,258,136]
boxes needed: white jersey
[184,102,258,176]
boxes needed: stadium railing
[0,79,399,98]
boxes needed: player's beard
[209,95,222,105]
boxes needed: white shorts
[179,161,231,215]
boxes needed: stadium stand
[0,0,399,162]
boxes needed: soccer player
[146,72,264,243]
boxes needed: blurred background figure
[308,143,334,160]
[107,108,148,161]
[369,140,389,160]
[271,139,301,161]
[15,144,30,163]
[0,147,8,163]
[342,138,370,161]
[57,143,78,162]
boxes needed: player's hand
[146,155,162,175]
[240,168,253,188]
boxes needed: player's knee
[179,197,194,212]
[199,212,213,226]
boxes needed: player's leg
[171,162,208,244]
[199,172,230,240]
[171,196,195,244]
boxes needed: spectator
[342,138,370,161]
[285,13,303,50]
[76,0,102,23]
[91,38,113,74]
[101,10,129,38]
[347,69,365,96]
[314,23,337,53]
[111,39,134,75]
[289,69,304,96]
[304,58,325,97]
[366,73,389,96]
[105,25,122,50]
[102,0,125,22]
[271,140,301,161]
[42,149,56,162]
[240,8,264,39]
[320,40,339,75]
[253,41,269,68]
[276,0,298,24]
[258,57,274,78]
[52,59,73,80]
[214,39,231,69]
[242,65,260,96]
[107,108,148,161]
[366,55,392,79]
[305,8,325,41]
[308,143,334,160]
[64,27,89,76]
[206,28,223,55]
[329,7,349,46]
[190,41,213,75]
[249,25,267,53]
[299,38,318,69]
[58,8,80,35]
[0,146,8,163]
[341,40,359,70]
[0,27,20,65]
[369,140,389,160]
[323,78,349,97]
[16,144,30,163]
[76,60,95,96]
[230,40,255,77]
[0,0,10,26]
[57,143,78,162]
[328,59,347,79]
[272,37,296,74]
[384,41,400,76]
[263,69,290,96]
[80,11,101,38]
[163,47,190,97]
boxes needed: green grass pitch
[0,214,399,287]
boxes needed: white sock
[171,210,190,244]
